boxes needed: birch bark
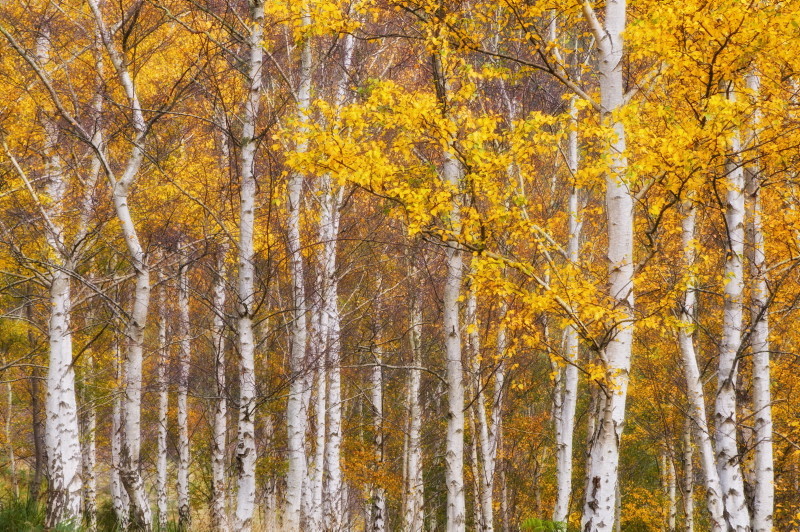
[715,82,751,530]
[443,148,466,531]
[156,273,169,530]
[661,451,677,531]
[321,33,354,528]
[553,93,581,527]
[681,418,694,532]
[745,71,774,532]
[431,45,467,529]
[81,356,97,531]
[87,2,153,525]
[30,32,83,528]
[677,201,725,531]
[284,10,312,529]
[211,247,230,532]
[177,263,192,529]
[233,3,264,529]
[403,281,425,532]
[580,2,634,529]
[370,342,386,532]
[111,351,130,530]
[466,285,495,531]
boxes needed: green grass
[0,496,81,532]
[520,517,570,532]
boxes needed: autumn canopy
[1,0,799,531]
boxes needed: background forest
[0,0,799,530]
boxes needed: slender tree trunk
[29,303,46,504]
[430,39,467,529]
[661,451,677,532]
[500,466,509,532]
[3,355,17,499]
[308,287,326,529]
[309,345,326,530]
[677,200,726,530]
[370,342,386,532]
[715,81,751,530]
[554,93,581,528]
[79,45,103,532]
[403,284,425,532]
[177,263,192,529]
[581,2,634,529]
[156,273,169,531]
[34,32,83,528]
[320,31,354,527]
[81,356,97,531]
[745,71,774,532]
[111,351,130,530]
[211,247,230,532]
[469,411,483,530]
[682,417,694,532]
[322,192,346,532]
[466,285,494,531]
[88,2,153,525]
[233,3,264,530]
[285,9,312,530]
[443,148,466,532]
[116,224,152,531]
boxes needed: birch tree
[580,1,635,529]
[403,259,426,532]
[210,246,230,532]
[177,261,192,528]
[745,70,774,532]
[677,200,726,530]
[714,81,751,530]
[284,6,312,529]
[232,2,264,529]
[156,271,169,530]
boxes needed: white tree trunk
[3,356,17,500]
[88,2,153,525]
[43,159,84,532]
[320,32,354,530]
[553,93,581,527]
[745,71,774,532]
[233,3,264,530]
[370,343,386,532]
[443,149,466,531]
[661,451,677,531]
[403,287,425,532]
[177,263,192,529]
[284,12,312,530]
[714,82,751,531]
[682,417,694,532]
[111,351,130,530]
[308,285,326,529]
[677,200,726,530]
[466,286,494,532]
[309,348,327,530]
[211,247,230,532]
[81,356,97,531]
[469,412,483,530]
[32,32,83,528]
[156,273,169,530]
[580,2,634,530]
[321,190,346,532]
[316,156,346,532]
